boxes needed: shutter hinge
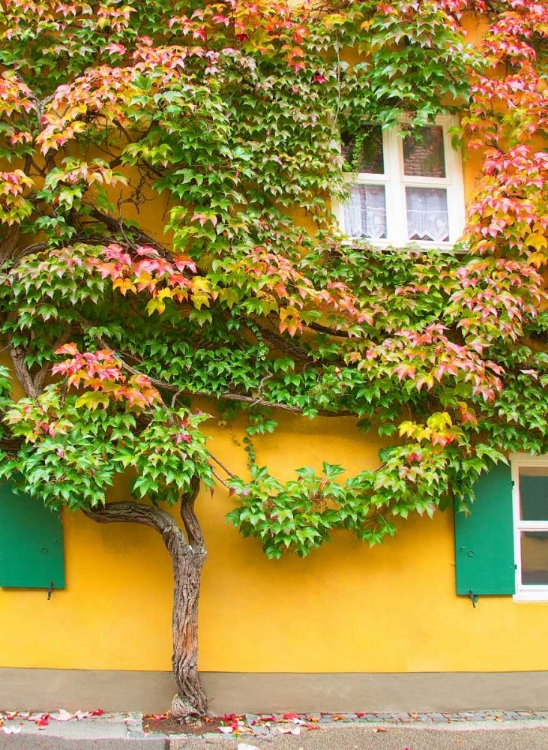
[47,581,54,600]
[468,590,478,608]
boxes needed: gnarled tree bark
[83,476,208,718]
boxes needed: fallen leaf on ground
[237,744,260,750]
[54,709,73,721]
[277,726,301,735]
[373,727,387,733]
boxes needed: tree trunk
[82,477,208,718]
[170,541,208,718]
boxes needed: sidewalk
[1,711,548,749]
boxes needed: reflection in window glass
[403,126,446,178]
[406,188,449,242]
[342,126,384,174]
[521,531,548,585]
[344,185,387,239]
[519,467,548,521]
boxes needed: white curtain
[344,185,387,239]
[406,187,449,242]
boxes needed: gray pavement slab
[2,724,548,749]
[170,726,548,750]
[0,740,166,749]
[9,721,128,739]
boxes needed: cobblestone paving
[144,710,548,739]
[3,709,548,741]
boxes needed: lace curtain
[344,185,387,239]
[406,187,449,243]
[344,185,450,243]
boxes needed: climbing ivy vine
[0,0,547,715]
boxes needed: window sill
[340,238,461,253]
[513,590,548,602]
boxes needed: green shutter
[0,484,65,589]
[454,463,515,596]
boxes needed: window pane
[342,126,384,174]
[344,185,387,239]
[521,531,548,585]
[519,467,548,521]
[403,126,446,178]
[406,187,449,242]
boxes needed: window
[335,115,465,249]
[511,454,548,602]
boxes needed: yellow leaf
[528,252,547,268]
[416,427,433,442]
[526,234,547,251]
[398,421,417,438]
[113,278,136,295]
[146,297,165,315]
[322,13,346,26]
[427,411,452,431]
[75,391,110,410]
[157,287,174,301]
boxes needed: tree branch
[92,333,354,417]
[216,391,352,416]
[89,210,175,260]
[9,344,39,399]
[253,323,309,360]
[0,225,21,265]
[82,501,189,557]
[308,322,352,338]
[180,475,204,551]
[0,434,24,451]
[33,332,72,393]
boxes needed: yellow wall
[1,411,548,674]
[3,12,548,676]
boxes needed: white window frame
[333,115,465,250]
[511,452,548,602]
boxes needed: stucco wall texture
[1,411,548,675]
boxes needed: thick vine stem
[9,345,40,399]
[0,225,20,264]
[83,497,208,717]
[82,501,185,554]
[180,475,204,550]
